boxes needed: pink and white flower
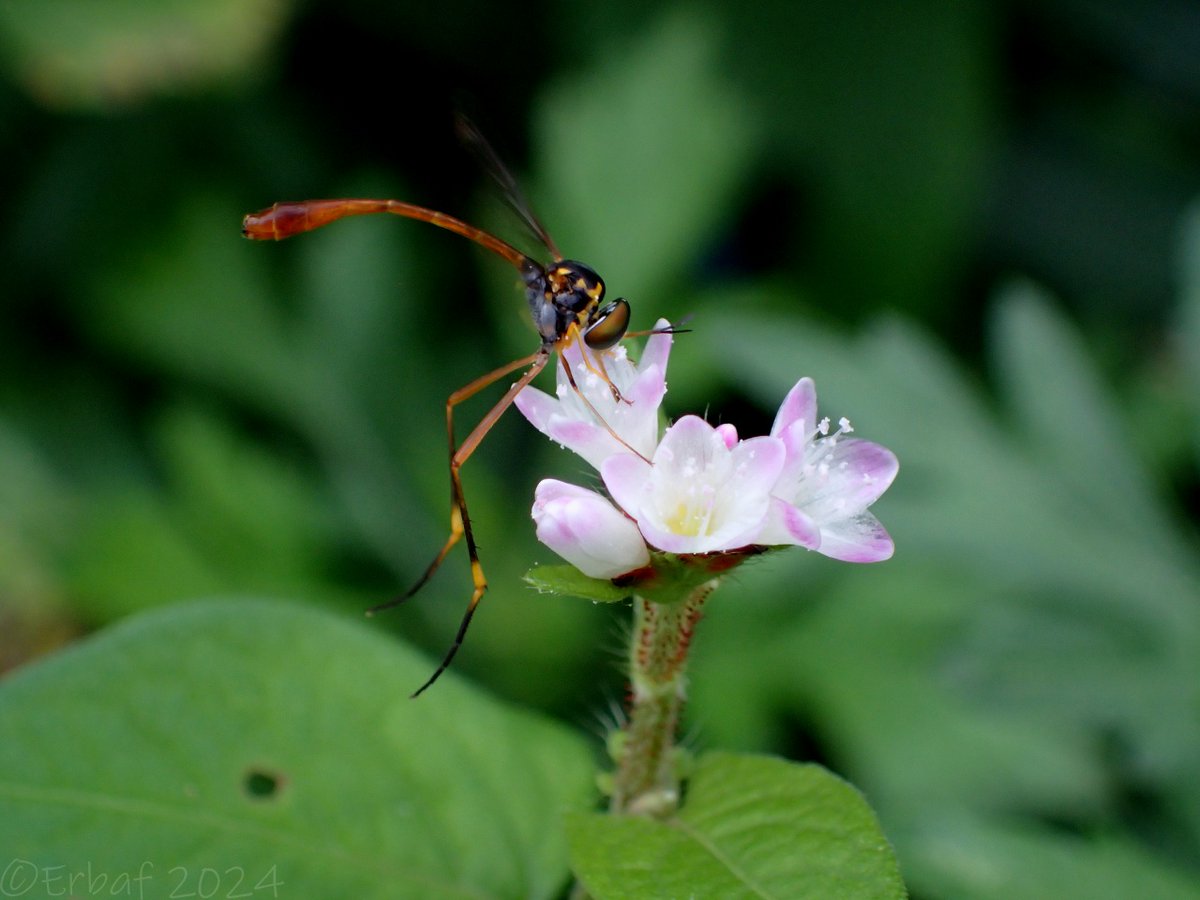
[757,378,898,562]
[602,416,784,555]
[519,322,897,576]
[531,480,650,578]
[515,318,673,469]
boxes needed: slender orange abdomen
[240,198,533,271]
[241,199,390,240]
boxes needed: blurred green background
[1,0,1198,896]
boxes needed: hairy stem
[609,579,718,817]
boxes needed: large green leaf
[567,752,905,899]
[0,600,596,898]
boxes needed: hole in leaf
[243,767,285,800]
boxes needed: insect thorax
[524,259,606,345]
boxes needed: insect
[242,121,669,696]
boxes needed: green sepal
[621,546,775,606]
[526,547,774,605]
[524,565,631,602]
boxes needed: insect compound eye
[584,299,631,350]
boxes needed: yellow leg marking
[402,348,553,697]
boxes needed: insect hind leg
[370,347,552,698]
[407,471,485,698]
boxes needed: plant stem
[609,578,718,817]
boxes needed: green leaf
[0,0,290,108]
[525,564,630,603]
[990,280,1172,546]
[0,599,596,898]
[567,752,906,899]
[0,419,74,610]
[67,405,353,621]
[902,814,1200,900]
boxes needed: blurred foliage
[1,0,1198,897]
[0,0,287,108]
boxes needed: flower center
[663,490,716,537]
[655,452,723,537]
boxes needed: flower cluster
[516,321,897,580]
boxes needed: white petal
[727,435,786,498]
[638,318,674,377]
[613,418,784,554]
[755,497,821,548]
[783,438,898,521]
[532,480,649,578]
[601,453,653,518]
[516,330,669,470]
[771,377,817,438]
[514,384,557,433]
[812,512,894,562]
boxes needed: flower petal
[624,361,666,412]
[755,496,821,548]
[760,374,899,563]
[637,318,674,377]
[513,383,557,433]
[607,417,785,554]
[781,438,899,521]
[601,452,653,517]
[771,377,817,438]
[512,386,617,470]
[516,329,671,469]
[811,511,895,562]
[728,435,786,498]
[531,480,649,578]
